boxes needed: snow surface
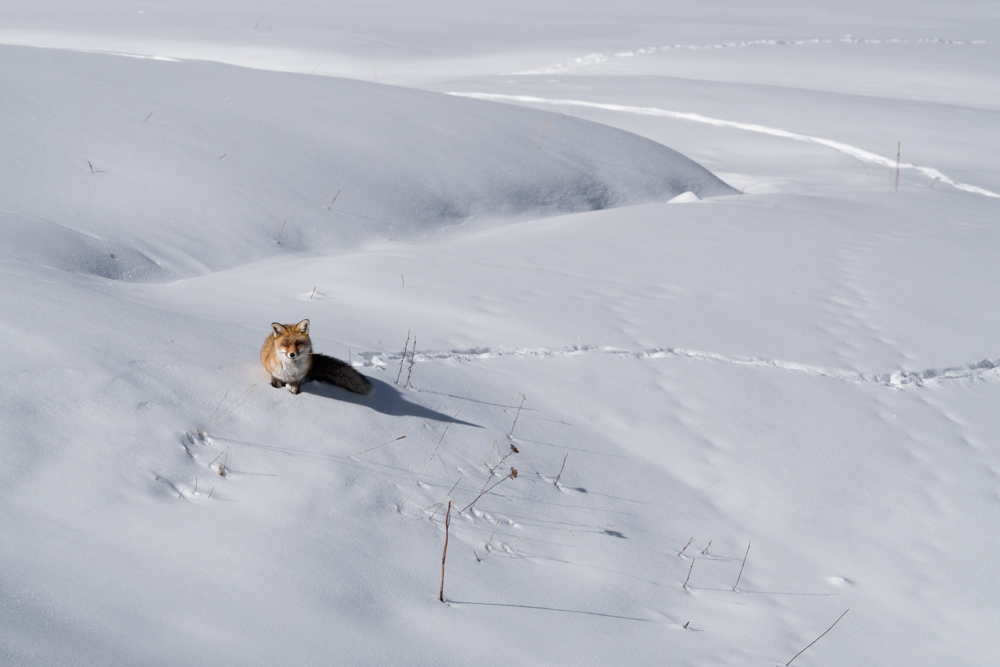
[2,2,1000,666]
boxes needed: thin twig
[701,540,712,555]
[554,453,568,487]
[397,490,414,512]
[461,468,517,514]
[309,286,317,299]
[418,411,460,484]
[218,447,229,476]
[143,112,153,123]
[733,539,751,590]
[87,161,94,173]
[396,331,410,384]
[276,220,287,244]
[208,486,215,498]
[683,559,696,588]
[678,537,693,557]
[350,435,406,459]
[218,154,227,160]
[786,609,850,666]
[487,519,501,548]
[405,337,416,388]
[328,190,340,209]
[508,394,526,438]
[439,501,452,602]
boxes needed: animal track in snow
[509,36,994,75]
[447,92,1000,199]
[354,345,1000,389]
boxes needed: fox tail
[308,353,374,396]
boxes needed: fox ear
[271,322,287,336]
[295,319,310,335]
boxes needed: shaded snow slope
[1,45,734,282]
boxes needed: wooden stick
[786,609,850,666]
[439,501,452,602]
[733,539,751,590]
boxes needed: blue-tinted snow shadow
[447,600,649,622]
[302,376,481,427]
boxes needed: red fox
[261,319,373,395]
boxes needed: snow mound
[1,45,735,282]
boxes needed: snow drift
[1,45,734,282]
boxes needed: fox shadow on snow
[302,376,481,427]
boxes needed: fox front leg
[288,383,301,394]
[271,376,286,388]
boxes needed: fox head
[271,319,311,361]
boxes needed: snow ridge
[355,345,1000,388]
[510,35,994,75]
[447,92,1000,198]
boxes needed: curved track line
[355,345,1000,389]
[511,36,994,75]
[447,92,1000,199]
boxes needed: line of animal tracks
[507,36,994,76]
[359,345,1000,389]
[447,92,1000,199]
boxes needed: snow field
[3,2,1000,665]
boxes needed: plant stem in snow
[733,539,751,590]
[439,501,452,602]
[785,609,850,666]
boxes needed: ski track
[356,345,1000,389]
[447,92,1000,199]
[510,35,994,75]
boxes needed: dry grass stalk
[199,382,259,437]
[350,435,406,459]
[678,537,694,557]
[218,154,227,160]
[733,539,751,590]
[487,519,501,548]
[397,490,414,512]
[327,190,340,210]
[461,466,517,514]
[276,220,287,244]
[405,337,416,388]
[208,486,215,498]
[87,160,94,173]
[683,559,696,588]
[439,501,452,602]
[418,411,460,484]
[143,112,153,123]
[309,286,317,299]
[508,394,526,438]
[786,609,850,666]
[396,331,410,384]
[401,274,405,288]
[554,453,568,487]
[701,540,712,555]
[218,447,229,476]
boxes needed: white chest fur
[272,351,310,383]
